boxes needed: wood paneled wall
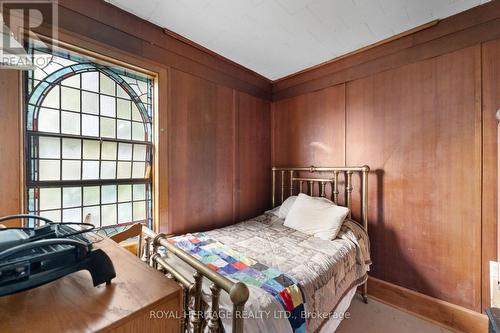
[482,37,500,313]
[236,92,271,221]
[0,71,22,227]
[272,85,345,167]
[168,69,235,233]
[167,70,271,234]
[271,2,500,314]
[347,46,482,311]
[272,29,499,316]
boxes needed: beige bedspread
[203,212,371,332]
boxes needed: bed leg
[362,282,368,304]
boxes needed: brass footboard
[139,165,370,333]
[141,228,249,333]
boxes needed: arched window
[25,43,154,229]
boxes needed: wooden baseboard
[368,277,488,333]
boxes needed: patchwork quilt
[202,214,371,333]
[168,233,307,333]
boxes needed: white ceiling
[106,0,489,80]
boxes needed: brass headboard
[272,165,371,303]
[272,165,370,232]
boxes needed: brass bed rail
[141,227,249,333]
[140,165,370,333]
[272,165,370,302]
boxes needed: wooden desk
[0,236,182,332]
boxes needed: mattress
[164,212,371,333]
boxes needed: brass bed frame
[141,165,370,333]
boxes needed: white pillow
[266,206,280,217]
[278,196,297,219]
[284,193,349,240]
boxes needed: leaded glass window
[25,42,154,229]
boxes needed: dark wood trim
[57,0,272,100]
[481,38,500,312]
[369,277,488,333]
[273,0,500,100]
[0,70,22,227]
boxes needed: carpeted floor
[336,296,453,333]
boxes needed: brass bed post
[231,282,250,333]
[346,171,353,218]
[320,181,327,198]
[289,170,294,197]
[332,171,339,204]
[191,272,203,333]
[272,168,276,208]
[207,283,221,333]
[361,166,370,304]
[280,170,286,203]
[143,236,151,264]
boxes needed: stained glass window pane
[100,95,116,117]
[82,72,99,92]
[82,114,99,137]
[100,73,115,95]
[132,162,145,178]
[131,103,142,121]
[62,160,81,180]
[82,161,99,179]
[63,208,81,223]
[132,122,144,141]
[102,204,117,226]
[118,184,132,202]
[129,83,141,96]
[82,91,99,115]
[62,74,80,89]
[27,43,154,228]
[117,120,131,140]
[83,140,100,159]
[38,108,60,133]
[83,186,100,206]
[133,144,147,161]
[42,85,59,109]
[133,184,146,201]
[117,99,131,119]
[118,143,132,160]
[61,86,80,112]
[40,209,61,223]
[39,188,61,210]
[116,86,129,99]
[39,160,60,181]
[101,141,117,161]
[83,206,100,225]
[61,111,80,135]
[100,117,116,138]
[102,185,117,204]
[39,136,60,158]
[133,201,146,221]
[62,138,81,159]
[101,161,116,179]
[118,202,132,223]
[63,187,81,208]
[117,162,131,179]
[138,81,148,94]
